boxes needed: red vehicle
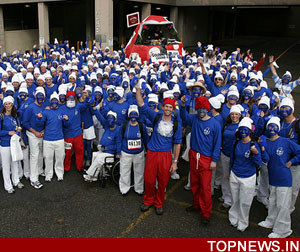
[125,15,184,63]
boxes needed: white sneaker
[268,232,282,238]
[184,184,191,191]
[272,61,279,69]
[45,177,52,182]
[258,221,273,229]
[57,177,63,181]
[171,172,180,180]
[31,181,43,189]
[7,188,15,194]
[83,174,97,182]
[40,172,46,177]
[16,182,24,189]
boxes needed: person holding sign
[119,105,149,196]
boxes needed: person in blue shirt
[83,110,121,182]
[35,92,65,182]
[23,86,47,189]
[136,85,182,216]
[258,116,300,238]
[181,96,221,225]
[278,97,300,214]
[119,105,149,196]
[229,117,262,232]
[0,96,24,193]
[220,105,243,209]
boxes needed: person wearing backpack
[229,117,262,232]
[135,84,182,216]
[278,97,300,213]
[119,105,149,196]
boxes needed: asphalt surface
[0,36,300,238]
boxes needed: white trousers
[86,151,113,177]
[1,146,20,191]
[18,146,30,179]
[27,131,43,182]
[43,139,65,180]
[181,132,190,162]
[263,186,292,238]
[229,172,256,231]
[93,115,105,146]
[290,165,300,213]
[220,152,232,206]
[256,162,269,202]
[119,150,145,194]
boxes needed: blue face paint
[107,90,114,98]
[122,81,129,89]
[75,89,82,98]
[279,105,293,118]
[114,93,121,101]
[6,90,14,97]
[129,112,138,122]
[197,108,208,119]
[148,101,157,110]
[282,77,290,84]
[173,92,180,100]
[192,87,201,98]
[168,82,175,90]
[19,92,27,101]
[107,115,116,127]
[240,74,245,80]
[250,80,258,87]
[50,99,59,109]
[59,95,66,103]
[153,85,160,94]
[238,126,250,138]
[230,78,237,84]
[91,80,97,86]
[94,91,102,100]
[242,90,252,100]
[266,123,279,137]
[258,104,269,113]
[36,93,45,105]
[228,95,239,101]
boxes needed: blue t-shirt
[0,114,18,147]
[222,123,239,157]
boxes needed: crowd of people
[0,38,299,238]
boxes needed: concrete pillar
[86,0,93,42]
[38,2,49,48]
[0,7,5,54]
[177,8,184,42]
[170,6,178,30]
[95,0,113,49]
[141,3,151,21]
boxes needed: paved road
[0,36,299,238]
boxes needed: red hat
[195,96,210,111]
[66,90,76,99]
[163,98,176,108]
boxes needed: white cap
[94,86,103,93]
[238,117,253,130]
[197,75,204,82]
[19,86,28,94]
[230,104,244,114]
[44,72,52,80]
[148,93,158,104]
[1,82,7,89]
[114,86,124,97]
[85,85,92,93]
[3,96,14,104]
[258,96,270,108]
[5,84,14,93]
[266,116,281,131]
[244,86,255,95]
[227,90,239,99]
[230,71,238,79]
[90,73,97,81]
[37,75,45,82]
[209,97,222,109]
[69,72,76,79]
[107,110,117,119]
[163,90,174,99]
[35,86,45,96]
[279,97,294,111]
[260,80,268,89]
[214,71,224,81]
[215,94,225,103]
[128,104,139,116]
[50,91,59,101]
[11,75,19,83]
[172,84,180,94]
[160,82,169,90]
[27,62,34,69]
[228,85,238,92]
[107,85,115,91]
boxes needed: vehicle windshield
[135,24,180,46]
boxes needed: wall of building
[4,29,38,53]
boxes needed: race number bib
[127,139,142,150]
[64,142,72,150]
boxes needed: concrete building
[0,0,300,53]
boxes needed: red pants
[189,149,212,218]
[143,150,172,208]
[64,134,84,171]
